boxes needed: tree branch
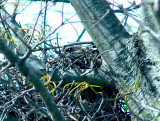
[0,36,65,121]
[69,0,156,120]
[69,0,135,85]
[29,0,70,3]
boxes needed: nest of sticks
[0,42,130,121]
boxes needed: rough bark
[70,0,160,120]
[1,0,160,120]
[0,6,115,88]
[139,0,160,120]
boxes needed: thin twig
[91,93,104,119]
[0,88,34,108]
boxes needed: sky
[0,0,141,64]
[4,1,89,46]
[4,0,141,46]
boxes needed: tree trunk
[70,0,160,120]
[1,0,160,120]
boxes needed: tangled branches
[0,42,130,121]
[48,42,102,77]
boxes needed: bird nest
[0,43,130,121]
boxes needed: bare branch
[0,36,65,121]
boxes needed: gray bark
[1,0,160,120]
[0,6,114,88]
[70,0,160,120]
